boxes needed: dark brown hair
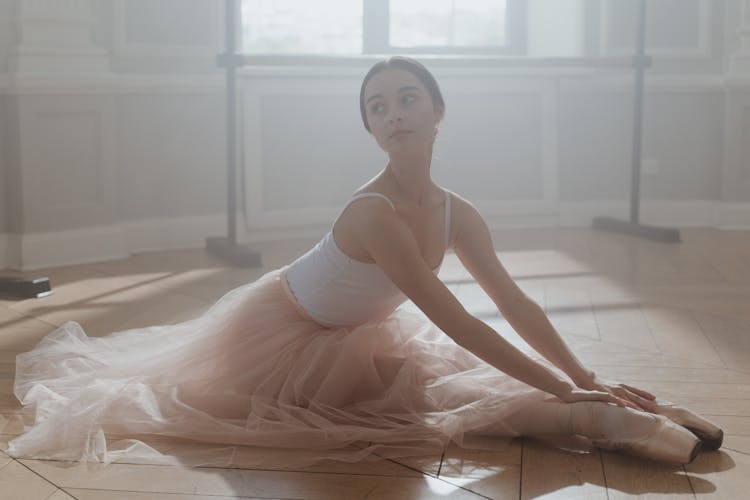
[359,56,445,132]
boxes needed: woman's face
[363,68,443,155]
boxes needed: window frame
[364,0,527,56]
[239,0,528,57]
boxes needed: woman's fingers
[611,391,648,410]
[617,397,641,410]
[615,385,657,411]
[593,391,622,406]
[621,383,656,400]
[614,390,650,410]
[577,390,627,407]
[606,394,639,409]
[584,384,625,407]
[558,389,646,411]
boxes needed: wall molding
[0,74,223,95]
[558,74,726,94]
[16,96,118,242]
[9,0,112,76]
[240,75,562,238]
[113,0,223,59]
[0,72,730,98]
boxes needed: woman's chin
[385,139,429,156]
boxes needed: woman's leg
[502,400,651,438]
[485,400,701,463]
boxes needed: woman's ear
[435,105,445,124]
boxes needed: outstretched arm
[350,197,625,407]
[450,195,656,410]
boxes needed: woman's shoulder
[352,183,453,207]
[434,188,473,210]
[351,177,390,199]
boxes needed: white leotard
[281,189,451,328]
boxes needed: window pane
[241,0,362,54]
[390,0,507,48]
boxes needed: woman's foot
[651,399,723,450]
[562,402,702,464]
[591,414,702,464]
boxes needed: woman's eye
[371,103,385,114]
[402,94,416,105]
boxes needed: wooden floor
[1,227,749,499]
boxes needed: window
[241,0,526,56]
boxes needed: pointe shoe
[652,399,723,450]
[592,415,701,464]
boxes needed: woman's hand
[578,377,657,411]
[548,385,629,407]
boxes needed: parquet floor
[1,227,748,499]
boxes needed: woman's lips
[389,129,413,139]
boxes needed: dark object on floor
[0,277,53,298]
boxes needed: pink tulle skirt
[6,268,549,466]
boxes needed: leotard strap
[331,192,395,228]
[443,189,451,248]
[337,190,450,248]
[345,192,396,211]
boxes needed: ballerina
[6,56,722,466]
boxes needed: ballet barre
[218,54,649,69]
[205,0,262,267]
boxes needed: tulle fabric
[5,268,549,466]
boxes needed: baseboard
[121,214,225,253]
[4,225,128,271]
[238,224,329,245]
[716,203,750,229]
[558,200,730,228]
[0,233,9,270]
[0,215,225,271]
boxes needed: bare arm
[450,195,594,384]
[451,195,655,409]
[352,198,621,405]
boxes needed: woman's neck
[384,150,434,206]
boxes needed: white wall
[0,0,747,270]
[0,0,15,75]
[116,93,225,221]
[0,96,7,235]
[725,0,742,72]
[0,1,15,237]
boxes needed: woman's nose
[388,112,403,124]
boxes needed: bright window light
[389,0,507,48]
[240,0,513,55]
[241,0,363,54]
